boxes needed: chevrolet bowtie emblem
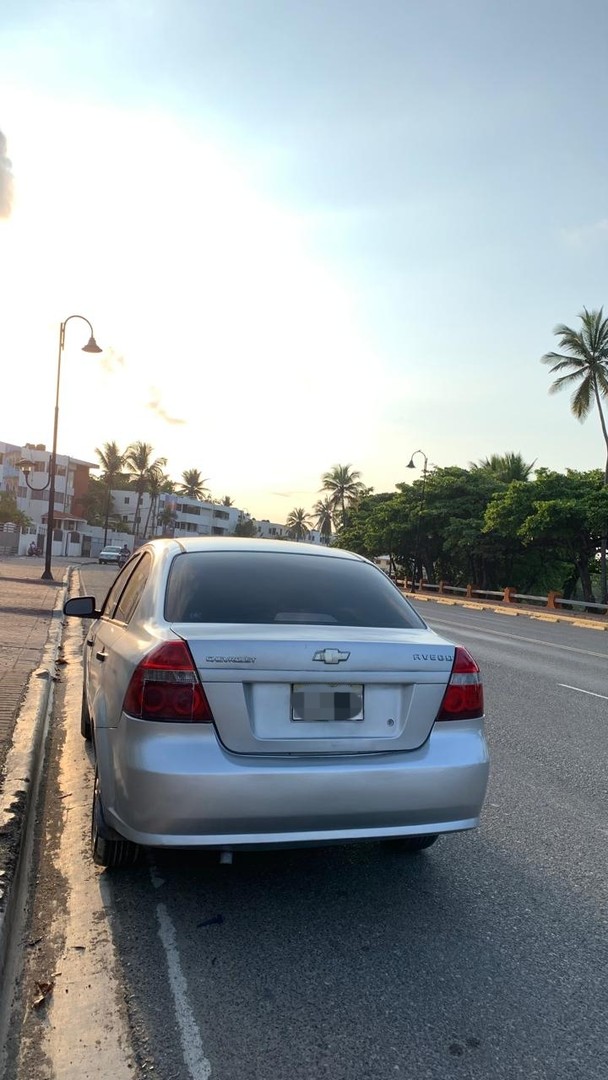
[313,648,350,665]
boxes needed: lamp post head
[406,458,415,469]
[82,335,103,354]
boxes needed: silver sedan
[64,538,490,867]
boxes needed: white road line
[155,901,212,1080]
[427,618,608,660]
[558,684,608,701]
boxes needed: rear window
[164,551,425,629]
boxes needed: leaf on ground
[32,980,54,1008]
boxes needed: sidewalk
[0,559,65,778]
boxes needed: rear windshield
[164,551,425,629]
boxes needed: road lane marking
[558,684,608,701]
[155,899,212,1080]
[427,618,608,660]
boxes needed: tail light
[436,646,484,721]
[122,640,213,723]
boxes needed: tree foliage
[541,307,608,602]
[0,490,31,527]
[338,465,605,600]
[320,464,366,528]
[286,507,313,540]
[178,469,210,500]
[124,442,167,538]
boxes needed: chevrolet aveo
[64,538,490,868]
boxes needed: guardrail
[401,579,608,616]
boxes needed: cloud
[146,388,186,426]
[0,130,13,219]
[561,218,608,250]
[100,347,125,374]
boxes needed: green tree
[542,307,608,601]
[157,504,177,537]
[95,440,125,545]
[320,464,366,528]
[484,470,608,602]
[221,495,234,506]
[312,497,334,544]
[142,467,173,539]
[286,507,313,540]
[233,517,258,537]
[0,490,31,528]
[178,469,210,500]
[124,442,167,539]
[472,452,536,482]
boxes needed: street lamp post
[406,449,429,593]
[41,316,102,581]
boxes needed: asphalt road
[7,572,608,1080]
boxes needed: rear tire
[392,834,439,853]
[91,772,140,868]
[80,683,92,741]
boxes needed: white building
[255,519,326,545]
[110,489,246,539]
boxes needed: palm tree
[221,495,234,506]
[472,452,536,482]
[320,464,366,528]
[95,441,125,546]
[313,497,334,544]
[542,307,608,601]
[124,442,167,539]
[178,468,210,500]
[286,507,313,541]
[142,466,172,539]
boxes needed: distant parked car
[64,538,490,868]
[98,545,123,565]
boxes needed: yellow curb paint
[493,609,520,616]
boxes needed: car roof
[142,536,365,561]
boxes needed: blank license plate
[291,684,364,722]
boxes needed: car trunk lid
[172,625,454,754]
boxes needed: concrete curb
[410,593,608,631]
[0,568,72,1011]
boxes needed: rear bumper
[96,718,490,848]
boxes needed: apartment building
[110,489,245,539]
[255,519,325,544]
[0,440,96,527]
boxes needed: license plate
[291,684,364,722]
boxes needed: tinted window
[164,552,424,629]
[113,552,152,624]
[101,555,143,619]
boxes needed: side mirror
[64,596,101,619]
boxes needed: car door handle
[95,650,106,662]
[86,638,94,648]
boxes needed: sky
[1,0,608,521]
